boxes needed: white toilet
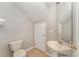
[9,40,26,57]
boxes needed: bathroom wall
[46,3,57,55]
[0,2,33,56]
[46,3,57,41]
[73,2,79,56]
[73,2,79,46]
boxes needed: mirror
[57,2,72,43]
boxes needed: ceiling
[16,2,72,23]
[17,2,48,23]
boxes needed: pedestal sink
[47,41,72,56]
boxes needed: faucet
[69,40,77,49]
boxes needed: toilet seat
[14,49,26,57]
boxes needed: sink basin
[47,41,72,54]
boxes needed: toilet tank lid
[9,40,23,45]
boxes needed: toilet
[9,40,26,57]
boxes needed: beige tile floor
[26,48,49,57]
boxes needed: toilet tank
[9,40,23,51]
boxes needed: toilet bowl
[14,49,25,57]
[9,40,26,57]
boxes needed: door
[34,22,46,51]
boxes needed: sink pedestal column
[52,51,58,57]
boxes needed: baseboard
[25,46,34,52]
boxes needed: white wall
[0,2,33,57]
[46,3,57,55]
[73,2,79,46]
[73,2,79,56]
[46,3,57,41]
